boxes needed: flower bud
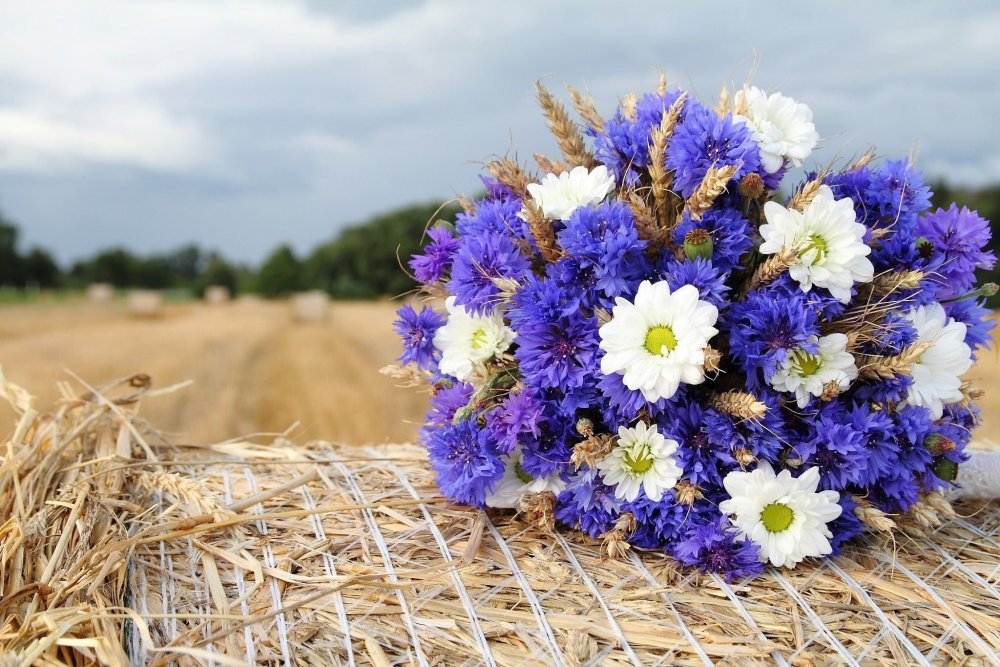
[738,173,765,199]
[923,433,956,456]
[683,228,714,261]
[932,456,958,482]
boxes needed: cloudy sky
[0,1,998,263]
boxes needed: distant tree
[22,248,60,288]
[0,216,24,286]
[256,245,303,297]
[165,244,204,285]
[305,201,461,299]
[74,248,137,287]
[197,252,240,296]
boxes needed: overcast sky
[0,1,998,264]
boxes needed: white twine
[221,469,258,665]
[950,449,1000,500]
[243,467,293,667]
[708,573,791,667]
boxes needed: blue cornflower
[728,288,820,388]
[667,106,761,198]
[793,404,869,491]
[455,198,529,239]
[424,419,504,507]
[593,90,694,187]
[946,298,996,355]
[671,518,765,582]
[515,315,599,391]
[409,225,460,284]
[828,496,864,556]
[555,468,621,538]
[449,233,530,315]
[394,304,444,370]
[660,257,731,310]
[672,208,753,275]
[508,274,582,330]
[520,416,575,478]
[557,201,649,299]
[670,401,735,487]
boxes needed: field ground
[0,298,998,446]
[0,298,429,446]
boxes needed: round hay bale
[86,282,115,303]
[203,285,231,304]
[291,290,330,323]
[126,290,164,318]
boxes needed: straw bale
[86,283,115,303]
[203,286,231,305]
[1,374,999,665]
[126,290,164,318]
[291,291,330,323]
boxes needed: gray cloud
[0,0,998,263]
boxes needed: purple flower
[409,225,460,284]
[667,107,761,198]
[670,401,735,487]
[394,304,444,370]
[671,518,764,582]
[508,274,582,330]
[449,233,530,315]
[424,419,504,507]
[426,382,473,427]
[917,204,995,299]
[485,389,546,454]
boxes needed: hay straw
[2,373,999,665]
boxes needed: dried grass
[2,374,1000,665]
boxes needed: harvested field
[0,298,428,445]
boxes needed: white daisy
[526,165,615,221]
[485,446,566,509]
[720,462,842,568]
[760,185,874,303]
[433,296,515,382]
[596,422,683,502]
[769,333,858,408]
[900,302,973,419]
[599,281,719,402]
[735,86,819,173]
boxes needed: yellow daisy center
[800,233,828,263]
[471,328,487,349]
[790,349,823,377]
[623,443,654,474]
[761,502,795,532]
[644,325,677,356]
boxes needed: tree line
[0,200,460,299]
[0,183,996,301]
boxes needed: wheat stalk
[787,171,829,211]
[849,149,876,171]
[648,93,687,224]
[626,191,668,250]
[620,92,638,122]
[715,85,731,116]
[743,246,798,294]
[566,84,604,134]
[703,345,722,374]
[485,158,533,195]
[709,390,768,420]
[533,152,567,176]
[517,491,557,534]
[520,199,560,262]
[683,164,738,222]
[535,81,595,168]
[857,342,932,380]
[853,498,896,532]
[870,269,925,295]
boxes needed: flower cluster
[393,77,994,579]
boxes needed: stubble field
[0,298,998,447]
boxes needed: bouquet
[390,75,995,579]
